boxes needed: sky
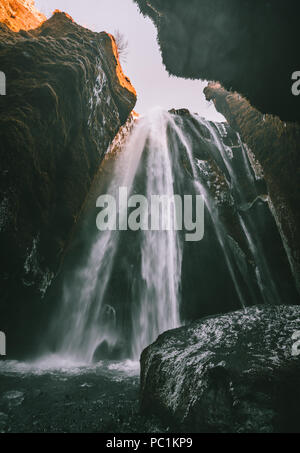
[35,0,224,121]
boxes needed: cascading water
[45,109,187,363]
[41,108,297,365]
[197,117,282,305]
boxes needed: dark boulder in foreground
[140,305,300,433]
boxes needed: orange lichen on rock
[108,33,137,98]
[0,0,46,31]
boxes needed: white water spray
[46,109,191,362]
[42,108,285,365]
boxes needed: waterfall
[42,108,294,365]
[129,110,183,358]
[46,109,187,363]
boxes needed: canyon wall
[134,0,300,294]
[0,9,136,356]
[134,0,300,123]
[204,83,300,293]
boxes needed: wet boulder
[140,305,300,433]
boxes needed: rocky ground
[0,361,165,434]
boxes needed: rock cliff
[168,110,298,321]
[0,9,136,356]
[140,305,300,433]
[133,0,300,294]
[134,0,300,123]
[204,83,300,293]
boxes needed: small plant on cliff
[114,30,129,64]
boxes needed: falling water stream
[1,108,297,433]
[37,108,293,365]
[46,109,186,363]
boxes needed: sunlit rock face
[140,305,300,433]
[0,11,136,356]
[134,0,300,123]
[0,0,45,31]
[204,83,300,294]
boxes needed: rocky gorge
[134,0,300,294]
[0,0,299,434]
[132,1,300,433]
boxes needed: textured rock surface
[134,0,300,123]
[0,11,136,356]
[204,83,300,293]
[140,305,300,433]
[168,109,298,320]
[0,0,45,31]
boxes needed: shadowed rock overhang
[134,0,300,123]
